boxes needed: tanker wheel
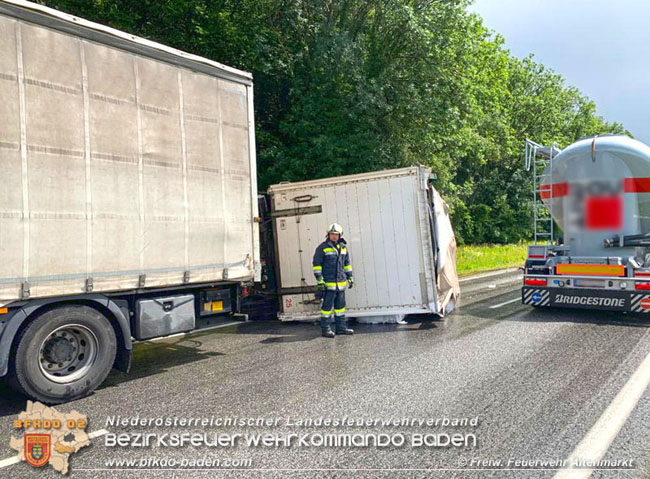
[8,305,116,404]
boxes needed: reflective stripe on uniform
[320,309,332,317]
[314,240,352,287]
[334,307,345,316]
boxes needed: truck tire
[8,305,117,404]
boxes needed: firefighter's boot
[335,318,354,335]
[321,328,335,338]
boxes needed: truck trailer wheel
[9,305,117,404]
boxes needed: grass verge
[456,242,530,278]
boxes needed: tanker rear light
[525,278,547,286]
[527,245,548,260]
[634,272,650,290]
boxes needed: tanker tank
[541,135,650,261]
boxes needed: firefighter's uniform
[312,225,354,336]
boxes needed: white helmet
[326,223,343,236]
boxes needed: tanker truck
[0,0,260,403]
[522,135,650,313]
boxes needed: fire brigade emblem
[10,401,91,474]
[24,434,51,467]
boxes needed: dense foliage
[38,0,628,243]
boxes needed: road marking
[0,429,109,469]
[553,349,650,479]
[0,455,19,469]
[143,321,241,342]
[459,268,519,283]
[88,428,109,439]
[489,297,520,309]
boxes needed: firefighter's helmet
[326,223,343,236]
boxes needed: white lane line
[459,268,519,283]
[489,297,521,309]
[553,349,650,479]
[0,455,19,469]
[88,428,109,439]
[144,321,241,342]
[0,429,109,469]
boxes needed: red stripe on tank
[539,182,568,199]
[624,178,650,193]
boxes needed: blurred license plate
[573,279,606,288]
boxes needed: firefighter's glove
[317,279,325,292]
[347,277,354,289]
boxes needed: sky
[468,0,650,145]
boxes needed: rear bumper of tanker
[522,286,650,313]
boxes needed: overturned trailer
[268,166,460,322]
[522,135,650,313]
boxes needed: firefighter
[312,223,355,337]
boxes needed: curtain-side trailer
[0,0,260,403]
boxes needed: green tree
[37,0,629,243]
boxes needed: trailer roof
[0,0,253,86]
[267,166,425,193]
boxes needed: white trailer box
[0,0,260,305]
[268,166,460,322]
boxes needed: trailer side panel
[0,8,257,304]
[269,167,439,319]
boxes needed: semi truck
[522,135,650,313]
[0,0,260,403]
[268,166,460,322]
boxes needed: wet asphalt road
[1,271,649,478]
